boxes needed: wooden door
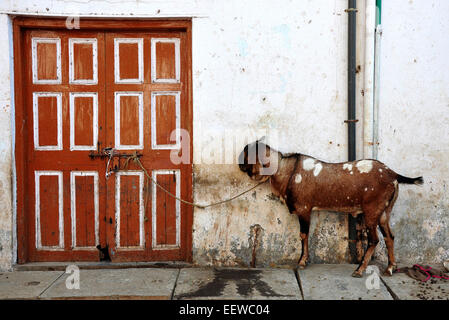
[16,20,192,263]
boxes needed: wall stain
[250,224,262,267]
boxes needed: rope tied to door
[120,151,268,209]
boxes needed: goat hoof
[298,262,307,270]
[384,265,396,276]
[352,271,363,278]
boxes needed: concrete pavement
[0,264,448,300]
[298,264,393,300]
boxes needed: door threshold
[14,261,192,272]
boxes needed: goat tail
[397,174,424,185]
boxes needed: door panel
[32,37,61,83]
[152,92,180,149]
[115,38,143,83]
[35,171,64,250]
[70,92,98,150]
[70,171,99,249]
[19,25,192,263]
[115,92,143,149]
[33,93,62,149]
[115,171,145,249]
[69,38,97,84]
[153,170,180,249]
[151,38,180,83]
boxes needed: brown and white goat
[238,140,423,277]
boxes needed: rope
[396,264,449,282]
[126,152,269,209]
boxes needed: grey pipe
[347,0,359,263]
[348,0,357,162]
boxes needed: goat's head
[238,138,279,180]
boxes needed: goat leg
[379,184,399,276]
[297,215,310,269]
[352,225,379,278]
[379,220,397,276]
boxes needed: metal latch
[88,147,143,179]
[88,147,143,160]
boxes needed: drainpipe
[373,0,382,159]
[347,0,359,264]
[347,0,357,162]
[363,0,376,160]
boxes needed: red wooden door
[18,23,192,263]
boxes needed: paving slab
[173,267,301,300]
[381,272,449,300]
[298,264,393,300]
[0,271,64,299]
[39,268,179,300]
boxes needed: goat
[238,140,423,277]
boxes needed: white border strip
[115,171,145,250]
[70,171,99,250]
[151,91,181,150]
[35,171,64,250]
[114,91,144,150]
[114,38,143,84]
[69,92,98,151]
[33,92,62,151]
[69,38,98,85]
[152,169,181,250]
[9,15,18,264]
[151,38,181,83]
[31,38,61,84]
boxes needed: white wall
[0,13,13,271]
[190,0,354,266]
[374,0,449,264]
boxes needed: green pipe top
[376,0,382,25]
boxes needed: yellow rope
[128,153,268,209]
